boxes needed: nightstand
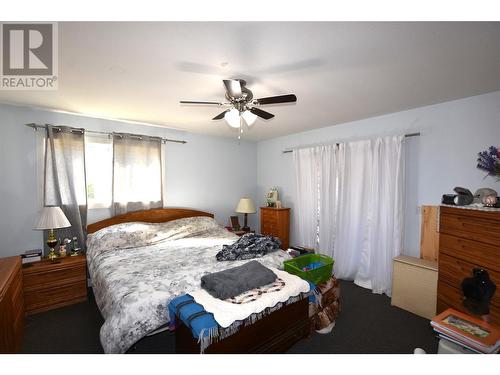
[22,255,87,315]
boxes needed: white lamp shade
[235,198,256,214]
[241,110,257,127]
[224,108,241,128]
[33,206,71,230]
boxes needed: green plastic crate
[284,253,334,284]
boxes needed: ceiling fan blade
[255,94,297,105]
[249,107,275,120]
[223,79,242,98]
[180,100,223,105]
[212,110,229,120]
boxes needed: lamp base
[242,213,250,232]
[47,248,59,261]
[46,229,59,262]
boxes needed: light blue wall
[1,91,499,258]
[256,91,500,256]
[0,104,257,257]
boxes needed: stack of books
[20,249,42,264]
[431,308,500,354]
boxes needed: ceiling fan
[180,79,297,138]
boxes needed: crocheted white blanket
[190,268,310,328]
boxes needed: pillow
[86,216,221,253]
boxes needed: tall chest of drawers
[260,207,290,250]
[437,206,500,325]
[0,256,24,353]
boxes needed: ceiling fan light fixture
[224,108,240,128]
[181,78,297,137]
[241,110,257,127]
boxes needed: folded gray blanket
[200,260,277,300]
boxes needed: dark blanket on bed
[216,233,282,261]
[200,260,277,300]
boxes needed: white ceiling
[2,22,500,141]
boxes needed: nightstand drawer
[24,281,87,315]
[22,255,87,315]
[23,264,86,292]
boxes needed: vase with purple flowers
[477,146,500,182]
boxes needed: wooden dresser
[260,207,290,250]
[23,255,87,315]
[0,256,24,353]
[437,206,500,325]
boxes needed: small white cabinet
[391,255,438,319]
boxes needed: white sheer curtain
[317,145,339,257]
[293,147,319,249]
[333,140,372,280]
[293,145,339,256]
[112,134,163,215]
[293,135,405,296]
[334,135,405,296]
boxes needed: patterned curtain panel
[112,134,163,215]
[44,125,88,250]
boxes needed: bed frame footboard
[175,298,311,354]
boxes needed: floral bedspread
[86,216,290,353]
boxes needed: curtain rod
[25,123,187,145]
[281,132,420,154]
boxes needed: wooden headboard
[87,208,214,234]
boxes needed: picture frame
[230,216,240,231]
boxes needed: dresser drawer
[440,233,499,272]
[438,253,500,308]
[10,269,24,320]
[440,212,500,247]
[25,281,87,315]
[23,264,86,292]
[437,281,500,325]
[260,222,276,234]
[261,215,277,227]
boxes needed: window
[112,135,163,214]
[84,133,163,212]
[85,134,113,209]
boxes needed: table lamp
[235,197,256,232]
[33,206,71,261]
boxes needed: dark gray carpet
[22,280,438,354]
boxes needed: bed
[86,208,295,353]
